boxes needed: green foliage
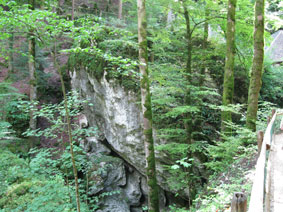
[0,82,23,119]
[205,122,256,172]
[0,148,93,212]
[261,63,283,108]
[0,90,113,211]
[6,100,29,136]
[66,17,140,91]
[0,82,28,152]
[20,90,96,141]
[0,0,281,210]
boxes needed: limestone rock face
[71,70,146,174]
[124,170,142,206]
[71,69,186,210]
[97,195,130,212]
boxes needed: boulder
[124,170,142,206]
[71,70,171,190]
[71,69,188,209]
[97,195,130,212]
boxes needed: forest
[0,0,282,211]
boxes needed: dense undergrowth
[0,0,282,211]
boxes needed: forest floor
[269,132,283,211]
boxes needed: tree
[182,0,193,145]
[246,0,265,131]
[118,0,123,19]
[72,0,75,20]
[221,0,237,134]
[8,32,14,74]
[199,5,209,86]
[28,0,37,147]
[137,0,160,211]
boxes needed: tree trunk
[246,0,265,132]
[199,6,209,86]
[183,3,192,145]
[203,8,209,48]
[182,4,192,140]
[72,0,75,20]
[231,192,247,212]
[221,0,237,134]
[53,37,81,212]
[118,0,122,19]
[28,0,37,147]
[8,32,14,74]
[137,0,160,211]
[183,2,198,205]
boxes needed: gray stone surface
[71,69,189,210]
[71,70,174,189]
[71,70,146,172]
[124,170,142,206]
[83,137,111,155]
[88,155,126,195]
[98,195,130,212]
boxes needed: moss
[246,0,265,132]
[142,69,159,211]
[145,127,160,212]
[0,181,35,210]
[67,51,139,92]
[221,0,237,134]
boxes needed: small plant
[20,90,96,143]
[17,90,98,211]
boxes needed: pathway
[269,132,283,211]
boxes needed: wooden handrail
[248,111,277,212]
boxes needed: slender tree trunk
[137,0,160,211]
[106,0,110,13]
[246,0,265,131]
[118,0,123,19]
[58,70,81,212]
[199,6,209,86]
[54,39,81,212]
[183,3,192,145]
[72,0,75,20]
[221,0,237,134]
[203,8,209,48]
[28,35,36,129]
[182,2,197,205]
[28,0,37,147]
[8,32,14,74]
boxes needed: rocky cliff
[71,69,188,211]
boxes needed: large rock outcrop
[71,69,188,210]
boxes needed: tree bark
[246,0,265,132]
[8,32,14,74]
[72,0,75,20]
[221,0,237,134]
[182,1,198,205]
[118,0,122,19]
[183,2,192,145]
[28,0,37,147]
[199,6,209,86]
[231,192,247,212]
[137,0,160,211]
[54,38,81,212]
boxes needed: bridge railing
[248,110,277,212]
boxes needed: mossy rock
[0,181,35,210]
[7,181,34,196]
